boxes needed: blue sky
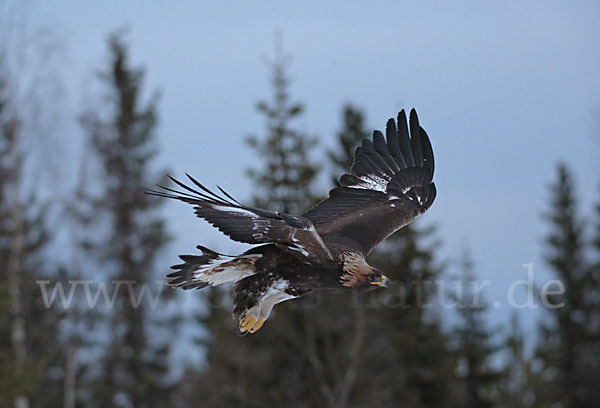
[23,1,600,335]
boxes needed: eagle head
[340,252,390,289]
[366,268,391,288]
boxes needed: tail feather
[167,245,261,290]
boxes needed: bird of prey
[149,109,436,335]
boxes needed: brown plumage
[148,108,436,335]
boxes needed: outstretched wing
[147,174,333,263]
[303,109,436,256]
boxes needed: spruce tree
[452,248,503,408]
[79,32,172,407]
[362,222,456,408]
[183,38,324,408]
[590,184,600,351]
[0,58,63,408]
[534,163,599,408]
[498,311,534,408]
[246,38,319,214]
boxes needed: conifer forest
[1,2,598,407]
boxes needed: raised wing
[148,174,333,263]
[303,109,436,256]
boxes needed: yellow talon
[249,317,265,333]
[238,314,266,334]
[240,314,256,332]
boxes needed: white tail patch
[192,254,261,287]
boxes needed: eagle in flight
[149,109,436,335]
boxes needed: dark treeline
[0,31,599,408]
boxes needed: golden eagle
[149,109,436,335]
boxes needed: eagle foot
[237,313,265,335]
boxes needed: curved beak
[371,274,391,288]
